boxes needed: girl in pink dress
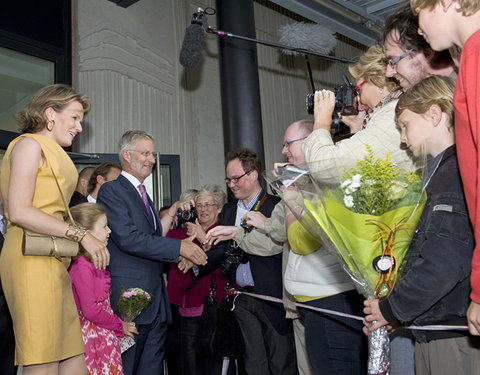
[69,203,138,374]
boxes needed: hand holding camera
[174,198,197,228]
[312,89,337,131]
[339,110,367,134]
[306,75,359,137]
[241,211,267,231]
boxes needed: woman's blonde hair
[70,203,106,261]
[348,44,401,92]
[411,0,480,17]
[395,75,455,124]
[17,84,90,134]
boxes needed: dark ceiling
[268,0,406,46]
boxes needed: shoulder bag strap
[47,158,76,225]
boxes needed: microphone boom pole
[207,26,354,64]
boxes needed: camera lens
[306,93,314,115]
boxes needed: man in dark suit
[201,148,297,375]
[97,130,207,375]
[69,166,94,207]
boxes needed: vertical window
[0,46,54,132]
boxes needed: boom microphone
[278,22,337,56]
[179,12,207,68]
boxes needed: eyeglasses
[388,49,414,67]
[129,150,157,159]
[354,81,366,93]
[225,171,251,185]
[282,136,308,150]
[196,203,217,209]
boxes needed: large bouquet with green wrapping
[265,145,426,374]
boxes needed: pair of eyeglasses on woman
[388,49,414,67]
[225,171,251,184]
[354,81,367,93]
[196,203,217,209]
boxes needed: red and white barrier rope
[234,290,468,331]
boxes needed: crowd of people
[2,1,480,375]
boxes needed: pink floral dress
[69,256,124,374]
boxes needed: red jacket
[455,29,480,302]
[166,224,228,310]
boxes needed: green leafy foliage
[339,145,421,215]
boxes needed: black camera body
[305,76,358,138]
[306,82,358,116]
[240,219,254,233]
[176,208,198,227]
[221,246,249,276]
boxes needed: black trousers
[233,294,298,375]
[166,304,236,375]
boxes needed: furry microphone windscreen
[278,22,337,55]
[179,23,205,68]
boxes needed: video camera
[306,75,358,137]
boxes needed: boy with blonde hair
[364,76,480,375]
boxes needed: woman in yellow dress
[0,84,110,374]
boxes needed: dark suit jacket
[197,190,292,335]
[97,174,180,325]
[69,190,88,207]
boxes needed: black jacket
[380,146,474,342]
[196,190,292,335]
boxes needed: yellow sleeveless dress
[0,134,84,365]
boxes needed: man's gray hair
[118,130,155,166]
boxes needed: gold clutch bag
[22,229,78,260]
[21,161,80,260]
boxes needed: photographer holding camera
[303,44,415,183]
[302,44,422,375]
[197,148,297,375]
[165,185,231,375]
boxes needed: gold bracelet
[65,224,87,242]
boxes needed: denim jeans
[389,332,416,375]
[298,290,367,375]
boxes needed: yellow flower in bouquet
[265,148,426,375]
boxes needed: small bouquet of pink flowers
[117,287,152,352]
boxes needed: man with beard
[381,2,455,90]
